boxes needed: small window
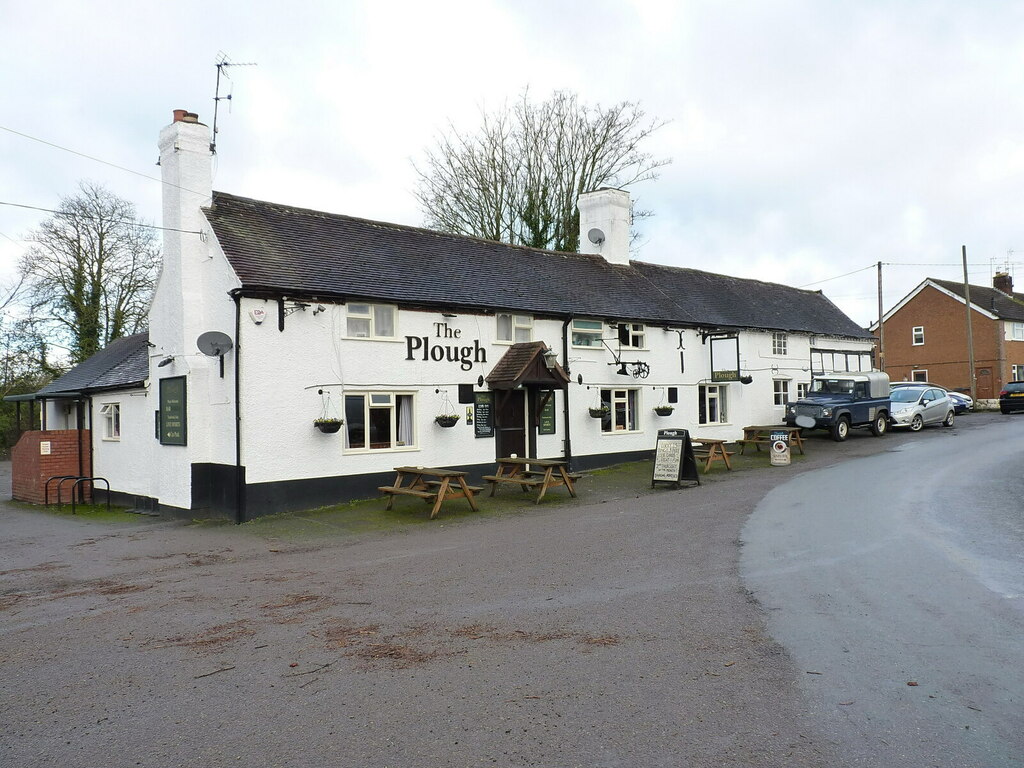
[571,319,604,347]
[1012,322,1024,340]
[599,388,639,433]
[698,385,727,425]
[1011,364,1024,380]
[344,392,415,451]
[617,323,645,349]
[912,326,925,346]
[911,369,928,382]
[347,303,396,339]
[497,313,532,343]
[797,382,809,399]
[773,380,789,406]
[772,332,788,355]
[99,403,121,440]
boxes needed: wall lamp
[157,356,175,367]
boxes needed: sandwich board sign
[652,429,701,488]
[769,430,791,466]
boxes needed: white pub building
[12,110,875,521]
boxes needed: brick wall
[876,285,1002,396]
[11,430,92,504]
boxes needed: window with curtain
[99,402,120,440]
[698,385,727,424]
[344,392,415,451]
[346,303,397,339]
[497,313,532,343]
[599,388,638,432]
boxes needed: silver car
[889,386,955,431]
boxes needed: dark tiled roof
[36,332,149,397]
[486,342,570,389]
[931,279,1024,322]
[205,192,872,339]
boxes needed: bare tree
[414,90,670,253]
[19,182,159,364]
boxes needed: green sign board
[538,392,556,435]
[159,376,187,445]
[711,369,740,382]
[473,392,494,438]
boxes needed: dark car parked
[999,381,1024,414]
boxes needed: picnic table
[378,466,481,519]
[737,425,806,455]
[482,457,581,504]
[690,437,734,472]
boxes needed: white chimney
[578,188,631,266]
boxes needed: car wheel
[943,410,955,427]
[909,414,924,432]
[870,412,888,436]
[831,416,850,442]
[1000,407,1009,414]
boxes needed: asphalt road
[1,413,1020,767]
[742,414,1024,767]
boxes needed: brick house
[872,273,1024,400]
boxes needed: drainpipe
[233,293,246,524]
[561,318,573,468]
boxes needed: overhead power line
[0,201,203,235]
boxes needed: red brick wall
[11,430,92,504]
[875,285,1002,395]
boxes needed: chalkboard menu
[159,376,187,446]
[652,428,700,488]
[474,392,494,438]
[538,392,555,435]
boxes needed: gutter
[561,317,573,469]
[233,293,246,524]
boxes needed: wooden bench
[379,467,479,519]
[691,438,735,473]
[485,458,581,504]
[377,485,435,500]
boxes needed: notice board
[652,428,700,488]
[159,376,188,446]
[474,392,494,438]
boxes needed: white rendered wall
[235,298,877,484]
[90,388,154,497]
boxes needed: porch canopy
[485,342,571,390]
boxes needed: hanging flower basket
[314,418,343,433]
[435,414,460,428]
[588,406,610,419]
[654,406,674,416]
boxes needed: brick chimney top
[172,109,200,124]
[993,272,1014,295]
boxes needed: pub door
[494,389,527,459]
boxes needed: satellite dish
[197,331,233,357]
[587,228,605,245]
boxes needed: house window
[772,332,788,355]
[344,392,415,451]
[617,323,646,349]
[911,369,928,382]
[347,303,396,339]
[99,403,120,440]
[797,382,809,399]
[497,313,532,343]
[599,388,638,432]
[773,380,789,406]
[698,385,727,425]
[1012,322,1024,340]
[1012,364,1024,380]
[912,326,925,346]
[571,319,604,347]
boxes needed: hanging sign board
[652,429,701,488]
[710,335,740,382]
[159,376,188,446]
[769,430,791,466]
[473,392,494,438]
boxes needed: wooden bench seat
[377,486,435,500]
[423,480,485,493]
[481,474,545,487]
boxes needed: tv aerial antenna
[211,52,257,154]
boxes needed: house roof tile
[931,278,1024,322]
[36,332,149,397]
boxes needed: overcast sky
[2,0,1022,327]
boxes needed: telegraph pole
[962,245,976,400]
[877,261,885,373]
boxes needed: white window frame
[599,388,639,433]
[773,379,790,406]
[698,385,728,425]
[912,326,925,346]
[797,382,809,399]
[772,332,788,355]
[497,313,532,343]
[1011,364,1024,380]
[99,402,121,441]
[571,319,604,348]
[911,369,928,382]
[1012,322,1024,341]
[618,323,646,350]
[346,303,397,339]
[343,391,416,453]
